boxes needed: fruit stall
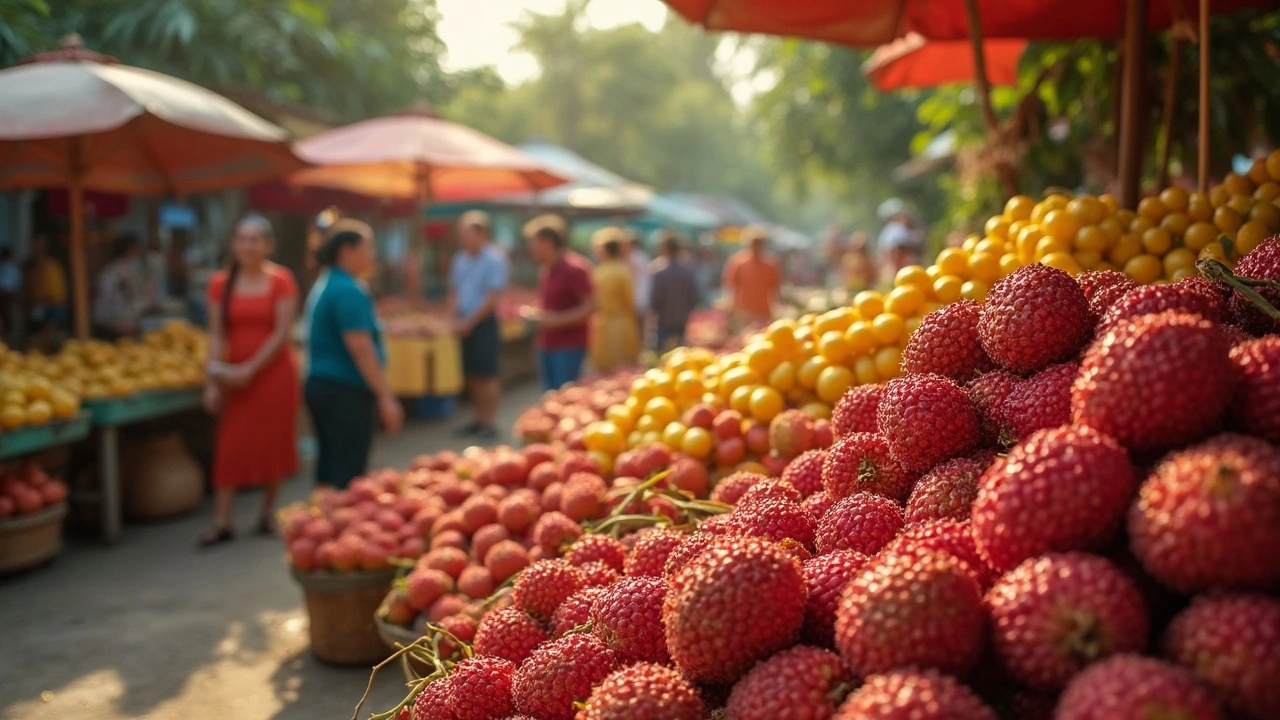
[271,151,1280,717]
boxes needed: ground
[0,381,545,720]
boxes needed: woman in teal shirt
[304,219,403,488]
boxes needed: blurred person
[200,215,300,547]
[693,245,719,304]
[447,210,507,440]
[877,212,923,276]
[519,214,594,390]
[842,230,876,293]
[823,227,847,290]
[0,249,19,339]
[588,228,640,372]
[648,231,699,352]
[625,231,651,331]
[304,219,403,489]
[93,234,150,340]
[25,235,68,343]
[722,226,781,327]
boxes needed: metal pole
[1117,0,1149,208]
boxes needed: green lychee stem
[351,636,433,720]
[1197,258,1280,320]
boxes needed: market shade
[490,141,654,215]
[864,34,1027,91]
[287,112,570,202]
[0,35,304,339]
[663,0,1274,46]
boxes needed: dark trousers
[305,376,375,489]
[655,323,687,352]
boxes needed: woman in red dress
[199,215,300,546]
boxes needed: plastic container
[291,567,396,666]
[0,502,67,574]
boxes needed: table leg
[100,425,121,543]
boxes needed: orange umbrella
[0,35,303,338]
[864,34,1027,91]
[287,110,569,202]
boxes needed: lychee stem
[1197,258,1280,320]
[351,636,433,720]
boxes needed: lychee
[589,577,669,664]
[822,432,913,501]
[902,300,994,382]
[781,449,827,496]
[979,264,1090,374]
[1228,337,1280,443]
[511,633,616,720]
[877,374,979,475]
[831,384,883,438]
[725,645,851,719]
[1055,655,1225,720]
[1164,593,1280,720]
[834,669,996,720]
[577,663,702,720]
[905,450,996,524]
[814,492,904,556]
[802,549,870,647]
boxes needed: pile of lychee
[367,236,1279,720]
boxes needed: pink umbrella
[864,34,1027,91]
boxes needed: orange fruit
[1227,194,1254,217]
[817,331,852,364]
[1041,252,1082,276]
[884,285,926,316]
[933,275,964,304]
[1067,196,1107,226]
[874,346,903,380]
[0,404,24,429]
[1000,253,1024,276]
[748,386,784,422]
[1236,219,1269,256]
[1248,158,1272,186]
[1073,225,1109,253]
[815,365,854,404]
[1123,254,1163,285]
[1213,206,1244,236]
[1073,251,1102,270]
[960,280,988,302]
[1158,187,1189,213]
[1160,212,1192,238]
[871,313,905,345]
[1162,247,1197,279]
[1187,193,1214,222]
[1267,149,1280,182]
[1042,209,1080,241]
[935,248,970,277]
[1141,227,1173,255]
[1034,236,1071,262]
[853,290,885,320]
[844,322,876,356]
[1137,196,1168,221]
[1249,201,1280,230]
[1183,222,1219,252]
[50,389,79,419]
[25,400,51,426]
[1004,195,1036,221]
[1098,217,1125,242]
[1223,172,1255,198]
[1254,182,1280,204]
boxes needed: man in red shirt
[519,214,595,390]
[722,226,782,328]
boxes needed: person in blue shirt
[447,211,508,440]
[304,219,403,488]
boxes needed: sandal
[198,526,235,548]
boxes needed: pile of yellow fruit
[0,322,207,430]
[586,149,1280,465]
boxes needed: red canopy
[864,34,1027,91]
[664,0,1277,46]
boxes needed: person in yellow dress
[589,228,640,372]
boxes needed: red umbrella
[864,34,1027,91]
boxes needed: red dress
[208,265,300,488]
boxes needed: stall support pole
[1198,0,1211,194]
[68,138,91,340]
[1156,38,1182,190]
[99,425,121,543]
[962,0,1018,197]
[1118,0,1149,209]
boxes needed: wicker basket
[291,567,396,666]
[0,502,67,574]
[375,615,432,681]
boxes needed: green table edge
[84,388,204,427]
[0,412,93,460]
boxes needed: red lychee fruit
[974,363,1077,448]
[902,300,994,382]
[563,534,627,572]
[972,426,1135,573]
[769,409,816,459]
[623,528,684,577]
[725,645,852,720]
[405,568,455,612]
[662,532,717,578]
[883,519,997,589]
[1164,593,1280,720]
[1055,655,1225,720]
[557,451,601,481]
[736,478,803,508]
[782,449,827,497]
[577,560,620,588]
[834,548,985,678]
[435,655,516,720]
[472,607,549,665]
[905,450,996,524]
[511,560,585,622]
[530,511,583,558]
[986,552,1149,690]
[560,472,607,522]
[802,490,836,520]
[1072,311,1234,453]
[471,524,511,565]
[511,634,617,720]
[1227,234,1280,335]
[434,612,479,659]
[802,549,871,648]
[821,432,913,501]
[711,471,768,505]
[877,374,979,474]
[979,264,1090,374]
[485,540,530,584]
[589,576,669,664]
[834,669,997,720]
[421,546,469,579]
[457,565,497,600]
[1077,269,1138,323]
[731,498,817,550]
[1128,433,1280,593]
[549,587,604,639]
[577,663,702,720]
[831,384,883,438]
[1101,281,1227,333]
[814,492,904,556]
[1228,337,1280,443]
[663,535,807,685]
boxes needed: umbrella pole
[1157,37,1182,190]
[1117,0,1149,208]
[69,173,91,340]
[1198,0,1210,194]
[962,0,1017,197]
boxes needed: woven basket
[291,567,395,666]
[0,502,66,574]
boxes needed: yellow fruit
[606,405,635,434]
[1255,182,1280,204]
[1169,267,1196,282]
[874,346,903,380]
[644,396,679,426]
[1073,251,1102,270]
[1124,254,1163,285]
[765,321,800,356]
[1035,236,1072,262]
[960,280,989,302]
[1236,220,1269,256]
[1099,194,1120,212]
[1,404,25,429]
[1041,252,1082,275]
[1227,194,1255,217]
[589,451,613,477]
[719,366,762,397]
[1250,201,1280,230]
[2,389,25,407]
[974,238,1007,257]
[1248,158,1272,186]
[801,402,832,420]
[744,343,782,376]
[904,314,924,336]
[1223,172,1255,198]
[999,253,1023,276]
[50,389,79,419]
[1209,185,1230,207]
[1015,225,1045,261]
[797,356,829,390]
[635,413,662,435]
[1199,243,1232,265]
[853,290,886,320]
[1267,150,1280,182]
[748,386,784,422]
[661,421,688,449]
[1141,227,1173,255]
[768,361,797,394]
[630,378,656,405]
[1214,206,1244,235]
[844,322,876,356]
[884,285,926,317]
[1183,222,1218,252]
[935,248,970,277]
[871,313,905,345]
[1161,247,1197,279]
[815,365,854,404]
[1187,193,1215,222]
[1068,196,1108,226]
[1158,186,1189,213]
[933,275,964,304]
[853,356,879,385]
[894,265,933,293]
[1160,212,1192,238]
[729,385,755,415]
[985,215,1012,240]
[1042,209,1080,241]
[1001,196,1034,223]
[817,331,852,364]
[1098,217,1125,242]
[1137,196,1168,221]
[1073,225,1109,253]
[925,265,944,281]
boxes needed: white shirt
[628,249,651,312]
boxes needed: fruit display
[515,371,638,449]
[379,291,534,341]
[352,236,1278,720]
[0,321,206,430]
[0,461,68,519]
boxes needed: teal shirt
[305,268,385,389]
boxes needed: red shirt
[538,252,593,351]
